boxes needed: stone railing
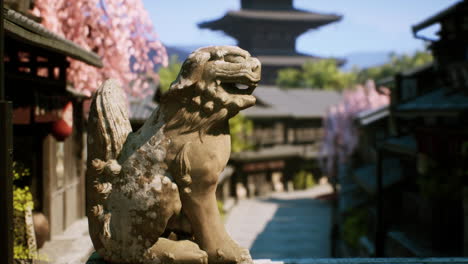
[253,258,468,264]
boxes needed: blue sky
[143,0,460,57]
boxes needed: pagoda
[199,0,342,84]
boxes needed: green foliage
[342,208,368,249]
[12,161,30,181]
[276,68,303,88]
[158,55,182,94]
[277,59,356,90]
[217,200,225,220]
[12,162,36,260]
[13,186,34,213]
[276,51,433,90]
[292,170,316,190]
[305,172,315,188]
[356,51,433,84]
[229,114,254,153]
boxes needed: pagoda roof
[257,54,345,67]
[258,54,320,66]
[199,9,341,30]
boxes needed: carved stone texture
[86,46,261,264]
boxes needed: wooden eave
[3,8,103,68]
[412,1,465,34]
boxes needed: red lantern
[52,102,73,141]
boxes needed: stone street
[225,184,334,260]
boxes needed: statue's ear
[169,50,211,91]
[169,74,195,90]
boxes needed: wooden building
[380,1,468,256]
[198,0,342,84]
[4,7,102,238]
[230,86,342,197]
[128,84,341,202]
[334,0,468,257]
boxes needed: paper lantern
[51,102,73,141]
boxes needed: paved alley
[225,184,333,260]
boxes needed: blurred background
[3,0,468,262]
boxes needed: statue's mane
[160,46,252,138]
[161,83,229,138]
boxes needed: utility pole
[0,1,14,263]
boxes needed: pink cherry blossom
[320,80,390,179]
[32,0,168,96]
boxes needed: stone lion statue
[86,46,261,264]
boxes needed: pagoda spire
[241,0,293,10]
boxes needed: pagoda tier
[199,9,340,56]
[198,0,342,84]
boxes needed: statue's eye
[224,54,245,63]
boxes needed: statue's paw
[146,238,208,264]
[208,241,253,264]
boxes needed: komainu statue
[86,46,261,264]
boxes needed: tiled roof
[129,86,342,122]
[226,9,341,22]
[4,8,102,67]
[356,105,390,126]
[257,55,321,66]
[396,88,468,115]
[244,86,342,119]
[199,9,341,29]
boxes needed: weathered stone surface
[86,46,261,264]
[87,253,468,264]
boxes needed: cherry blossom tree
[320,80,390,178]
[32,0,168,96]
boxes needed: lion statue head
[162,46,261,135]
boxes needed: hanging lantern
[51,102,73,141]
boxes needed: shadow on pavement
[249,196,332,260]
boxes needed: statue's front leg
[176,167,253,264]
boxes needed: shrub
[12,162,35,260]
[293,170,316,190]
[342,208,368,249]
[12,162,48,261]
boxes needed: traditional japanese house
[4,7,103,238]
[229,86,342,197]
[129,84,341,202]
[334,103,420,257]
[198,0,342,84]
[379,1,468,256]
[336,0,468,257]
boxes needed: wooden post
[375,149,384,257]
[0,1,15,263]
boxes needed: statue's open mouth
[222,82,257,95]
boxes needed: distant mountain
[165,45,193,62]
[150,45,196,71]
[341,51,391,71]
